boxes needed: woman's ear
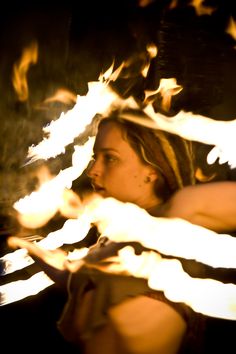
[149,171,158,182]
[144,166,158,184]
[147,167,158,183]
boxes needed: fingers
[7,236,53,263]
[7,236,34,251]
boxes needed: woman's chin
[97,189,107,197]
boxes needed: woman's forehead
[96,121,123,142]
[94,121,132,152]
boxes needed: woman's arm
[163,181,236,232]
[7,237,70,287]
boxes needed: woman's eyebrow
[96,147,119,153]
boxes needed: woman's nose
[86,159,100,178]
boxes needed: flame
[226,16,236,41]
[43,88,77,105]
[168,0,178,10]
[26,64,125,162]
[146,43,158,59]
[84,197,236,269]
[12,41,38,102]
[13,195,235,272]
[0,243,88,305]
[144,78,183,111]
[137,0,155,8]
[2,196,236,320]
[118,43,157,81]
[122,107,236,169]
[190,0,216,16]
[12,66,141,230]
[1,198,94,275]
[141,43,158,78]
[59,188,83,219]
[0,271,54,306]
[116,246,236,320]
[14,137,95,228]
[195,167,216,182]
[2,56,236,321]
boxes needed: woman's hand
[7,236,70,287]
[8,236,67,270]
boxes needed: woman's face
[87,121,158,209]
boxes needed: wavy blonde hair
[98,109,196,201]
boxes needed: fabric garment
[57,236,206,353]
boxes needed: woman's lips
[92,183,105,194]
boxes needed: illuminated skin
[164,181,236,232]
[87,120,161,210]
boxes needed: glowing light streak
[144,78,183,111]
[2,60,236,318]
[85,197,236,269]
[0,247,88,306]
[190,0,216,16]
[43,88,77,105]
[12,41,38,102]
[27,66,123,162]
[1,214,91,275]
[0,248,34,275]
[0,271,54,306]
[2,196,236,319]
[5,196,236,276]
[123,107,236,169]
[117,246,236,320]
[14,137,95,226]
[226,16,236,41]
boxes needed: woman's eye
[104,154,117,163]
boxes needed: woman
[57,113,202,354]
[86,111,196,213]
[7,109,236,353]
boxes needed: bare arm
[163,181,236,232]
[7,237,70,287]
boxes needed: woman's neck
[146,202,166,217]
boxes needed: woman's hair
[97,109,196,201]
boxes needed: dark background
[1,1,236,352]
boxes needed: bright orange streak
[12,41,38,101]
